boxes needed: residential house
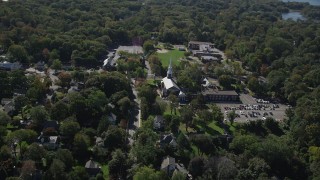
[161,156,191,179]
[38,134,60,150]
[153,115,165,131]
[108,113,117,125]
[0,61,22,71]
[160,133,178,148]
[35,61,46,71]
[85,159,101,176]
[161,156,176,176]
[1,98,14,115]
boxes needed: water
[282,12,306,20]
[282,0,320,6]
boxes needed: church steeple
[167,58,173,79]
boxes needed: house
[160,59,181,97]
[38,134,60,150]
[42,121,59,132]
[161,156,176,176]
[160,133,178,148]
[85,159,101,176]
[35,61,46,71]
[1,98,14,115]
[188,41,215,51]
[108,113,117,125]
[0,61,22,71]
[161,156,192,178]
[95,137,104,147]
[153,115,165,131]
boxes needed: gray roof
[161,156,175,170]
[85,160,100,169]
[202,89,238,96]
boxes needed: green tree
[8,44,28,63]
[58,72,72,88]
[24,143,47,162]
[60,121,80,138]
[50,101,69,122]
[29,106,49,127]
[133,166,164,180]
[51,59,62,71]
[180,106,194,132]
[67,166,89,180]
[210,104,224,123]
[143,40,155,54]
[228,110,236,125]
[103,126,126,151]
[73,133,90,157]
[109,149,127,179]
[44,159,67,180]
[55,149,74,171]
[218,75,233,89]
[0,110,10,126]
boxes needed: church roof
[162,77,180,90]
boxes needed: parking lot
[217,94,289,123]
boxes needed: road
[128,78,141,145]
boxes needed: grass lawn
[156,49,184,67]
[101,165,109,179]
[207,121,225,135]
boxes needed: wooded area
[1,0,320,179]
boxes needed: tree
[228,110,236,125]
[13,95,29,114]
[67,166,89,180]
[55,149,74,171]
[133,166,164,180]
[73,133,90,158]
[29,106,49,127]
[197,110,213,125]
[24,143,47,162]
[137,84,157,105]
[130,128,159,166]
[172,171,187,180]
[177,133,190,149]
[188,157,205,178]
[218,75,233,89]
[58,72,72,88]
[20,160,36,179]
[247,77,263,95]
[60,121,80,138]
[210,104,224,123]
[8,44,28,63]
[180,106,194,132]
[50,101,69,122]
[51,59,62,71]
[6,129,37,144]
[97,116,110,135]
[109,149,127,179]
[168,93,178,115]
[0,110,10,126]
[44,159,67,180]
[103,126,126,151]
[143,40,155,54]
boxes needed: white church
[160,59,186,102]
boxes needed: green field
[156,49,185,67]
